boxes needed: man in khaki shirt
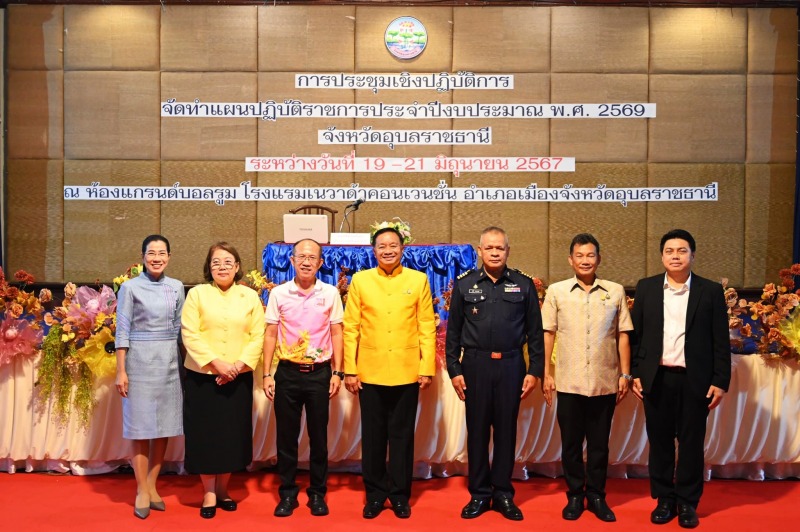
[541,233,633,523]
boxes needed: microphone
[347,198,365,210]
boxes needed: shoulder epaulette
[511,268,535,281]
[457,269,474,280]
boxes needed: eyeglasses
[293,255,320,263]
[145,251,169,258]
[210,260,237,270]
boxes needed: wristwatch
[332,370,346,379]
[620,373,633,381]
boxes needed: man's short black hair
[660,229,696,253]
[569,233,600,255]
[371,227,403,247]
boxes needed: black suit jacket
[630,273,731,399]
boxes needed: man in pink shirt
[263,239,345,517]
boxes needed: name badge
[468,289,483,294]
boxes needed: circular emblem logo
[385,17,428,60]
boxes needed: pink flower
[73,285,117,322]
[0,316,42,366]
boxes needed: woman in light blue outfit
[115,235,185,520]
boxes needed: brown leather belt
[280,359,332,373]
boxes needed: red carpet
[1,471,797,531]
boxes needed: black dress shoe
[200,505,216,519]
[391,500,411,518]
[493,497,523,521]
[363,501,385,519]
[651,500,678,524]
[461,498,491,519]
[678,504,699,529]
[562,495,584,520]
[274,497,299,517]
[216,499,237,512]
[587,497,616,522]
[307,494,329,516]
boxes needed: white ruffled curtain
[2,355,799,480]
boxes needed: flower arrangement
[0,268,45,367]
[730,265,800,361]
[0,264,141,430]
[38,281,119,428]
[370,217,414,245]
[240,269,276,300]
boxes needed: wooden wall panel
[64,71,160,160]
[5,160,64,282]
[649,75,746,163]
[6,70,64,160]
[161,5,258,72]
[647,164,745,285]
[355,7,453,73]
[746,74,797,164]
[0,5,795,288]
[551,7,648,73]
[744,164,795,287]
[257,72,355,158]
[453,7,550,73]
[259,6,356,72]
[160,162,258,285]
[748,8,799,75]
[452,74,550,158]
[6,5,63,71]
[64,5,160,71]
[161,73,258,160]
[548,164,648,287]
[63,161,161,282]
[650,8,747,74]
[551,74,648,162]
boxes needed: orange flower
[39,289,53,304]
[13,270,35,284]
[7,302,24,319]
[762,283,777,301]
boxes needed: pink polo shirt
[265,279,344,364]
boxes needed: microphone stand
[338,204,359,233]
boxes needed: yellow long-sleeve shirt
[181,283,265,374]
[343,265,436,385]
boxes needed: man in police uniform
[445,226,545,521]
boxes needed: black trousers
[462,350,526,501]
[359,382,419,505]
[642,367,710,508]
[556,392,616,500]
[274,363,331,499]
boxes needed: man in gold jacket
[343,226,436,520]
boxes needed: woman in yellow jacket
[181,242,265,519]
[343,226,436,520]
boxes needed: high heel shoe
[133,506,150,519]
[149,500,166,511]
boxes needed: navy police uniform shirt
[445,266,545,379]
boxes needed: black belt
[660,365,686,374]
[279,359,332,373]
[464,348,521,360]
